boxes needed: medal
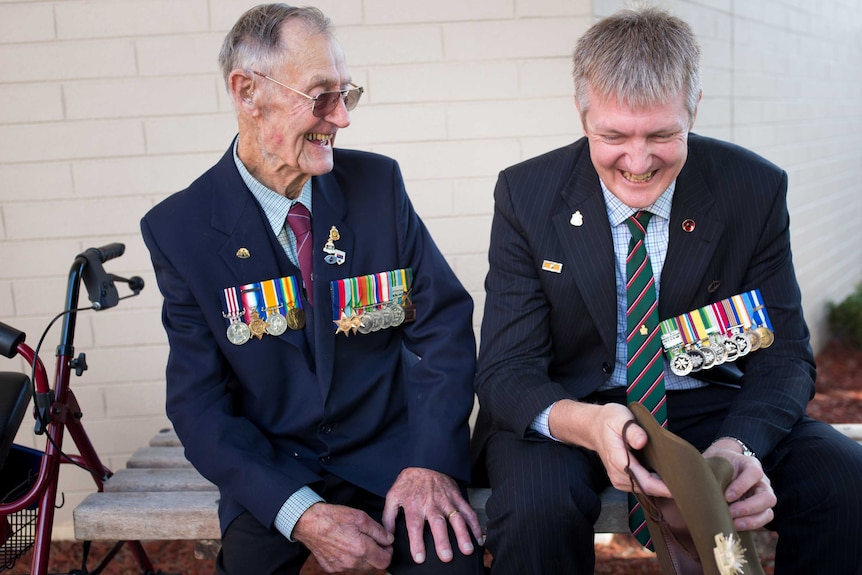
[670,352,692,376]
[755,326,774,348]
[248,310,267,340]
[688,348,705,372]
[266,311,288,336]
[226,319,251,345]
[323,226,346,265]
[390,303,405,327]
[699,345,716,369]
[286,307,306,330]
[731,333,751,356]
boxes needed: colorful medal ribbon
[659,289,774,376]
[330,268,414,335]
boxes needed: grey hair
[572,5,701,122]
[218,4,332,90]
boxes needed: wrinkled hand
[703,440,776,531]
[292,502,394,574]
[382,467,483,565]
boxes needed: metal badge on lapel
[323,226,346,265]
[570,211,584,226]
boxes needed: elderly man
[472,5,862,574]
[141,5,483,574]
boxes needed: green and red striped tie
[625,210,667,549]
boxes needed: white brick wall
[1,0,860,540]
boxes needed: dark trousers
[216,474,484,575]
[483,385,862,575]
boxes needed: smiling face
[579,86,697,209]
[238,25,352,198]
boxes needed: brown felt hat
[625,402,765,575]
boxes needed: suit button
[602,362,613,374]
[320,455,331,464]
[319,423,333,435]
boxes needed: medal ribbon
[239,283,261,323]
[260,279,283,321]
[222,287,242,326]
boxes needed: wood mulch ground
[5,339,860,574]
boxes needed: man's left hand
[703,439,777,531]
[382,467,484,565]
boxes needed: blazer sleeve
[474,170,577,437]
[716,169,817,458]
[389,160,478,482]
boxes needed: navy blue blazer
[142,144,476,535]
[474,134,815,462]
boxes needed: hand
[703,439,777,531]
[292,502,394,573]
[381,467,483,565]
[549,400,672,499]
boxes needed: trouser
[216,473,484,575]
[483,385,862,575]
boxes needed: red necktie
[286,202,313,305]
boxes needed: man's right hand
[292,502,394,573]
[548,400,673,499]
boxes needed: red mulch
[5,340,859,575]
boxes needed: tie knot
[626,211,653,242]
[286,202,311,236]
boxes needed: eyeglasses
[252,70,364,118]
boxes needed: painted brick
[143,114,237,154]
[372,139,521,180]
[89,309,171,347]
[424,215,492,256]
[335,103,448,146]
[0,83,64,124]
[370,61,519,104]
[446,98,577,140]
[337,25,443,66]
[0,162,73,202]
[10,277,67,316]
[520,134,580,161]
[81,346,170,385]
[0,40,137,83]
[443,18,590,61]
[136,34,224,76]
[452,253,491,293]
[104,381,168,418]
[3,197,153,240]
[209,0,365,30]
[403,179,455,219]
[72,153,220,198]
[519,58,576,98]
[55,0,209,39]
[0,282,13,317]
[515,0,591,17]
[64,76,220,120]
[0,120,145,163]
[364,0,514,24]
[452,178,496,216]
[0,3,55,43]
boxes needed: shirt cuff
[274,486,325,542]
[529,402,561,442]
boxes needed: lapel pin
[682,219,696,233]
[323,226,346,265]
[570,211,584,227]
[236,247,250,259]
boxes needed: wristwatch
[731,437,756,458]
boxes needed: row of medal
[222,276,306,345]
[659,289,774,377]
[331,268,414,337]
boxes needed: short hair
[218,4,332,90]
[572,5,702,122]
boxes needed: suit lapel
[210,148,310,356]
[553,148,618,356]
[660,147,725,318]
[309,170,353,396]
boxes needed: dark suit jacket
[474,133,815,465]
[142,144,476,535]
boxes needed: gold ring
[447,509,459,519]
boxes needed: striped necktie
[625,210,667,548]
[286,202,313,305]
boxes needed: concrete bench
[74,424,862,544]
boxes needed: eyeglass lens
[313,88,362,118]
